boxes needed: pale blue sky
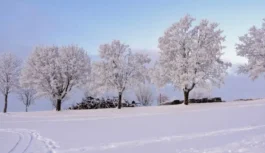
[1,0,265,63]
[0,0,264,112]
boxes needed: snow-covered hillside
[1,99,265,153]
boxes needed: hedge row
[161,97,223,105]
[189,97,222,103]
[69,96,136,110]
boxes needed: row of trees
[1,15,264,112]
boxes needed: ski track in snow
[57,124,265,153]
[1,125,265,153]
[0,129,59,153]
[1,101,265,153]
[175,134,265,153]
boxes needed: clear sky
[0,0,264,111]
[1,0,265,63]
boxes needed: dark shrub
[160,100,183,105]
[172,100,183,105]
[208,98,214,102]
[195,99,202,103]
[202,98,208,103]
[189,99,196,103]
[69,96,135,110]
[212,97,222,102]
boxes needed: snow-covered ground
[1,99,265,153]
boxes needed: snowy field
[0,99,265,153]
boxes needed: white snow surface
[0,99,265,153]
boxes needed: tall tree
[93,40,151,109]
[236,19,265,80]
[0,53,21,113]
[17,88,36,112]
[151,15,231,105]
[20,45,91,111]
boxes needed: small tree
[0,53,21,113]
[83,64,100,98]
[50,97,57,109]
[93,40,151,109]
[18,88,36,112]
[20,45,91,111]
[157,93,169,105]
[151,15,231,105]
[134,83,153,106]
[236,19,265,80]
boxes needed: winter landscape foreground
[0,99,265,153]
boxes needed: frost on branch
[151,15,231,105]
[236,19,265,80]
[93,40,151,109]
[20,45,91,111]
[0,53,21,113]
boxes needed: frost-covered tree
[94,40,151,109]
[20,45,91,111]
[0,53,21,113]
[236,19,265,80]
[151,15,231,105]
[83,64,100,98]
[157,93,169,105]
[134,83,153,106]
[17,88,36,112]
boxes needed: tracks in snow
[0,129,59,153]
[175,134,265,153]
[57,124,265,153]
[1,125,265,153]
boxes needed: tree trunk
[118,92,122,109]
[184,91,189,105]
[56,99,62,111]
[159,93,161,105]
[3,94,8,113]
[25,106,28,112]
